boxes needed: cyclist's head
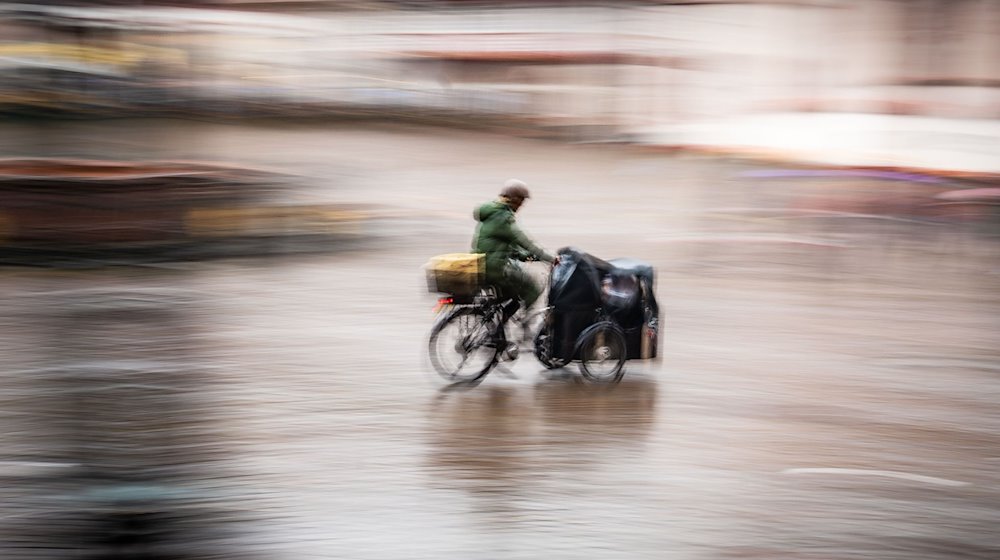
[500,178,530,211]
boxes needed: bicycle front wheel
[577,321,628,384]
[429,307,500,383]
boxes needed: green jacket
[472,200,554,278]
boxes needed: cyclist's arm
[508,218,554,263]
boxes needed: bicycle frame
[427,262,555,382]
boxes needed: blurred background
[0,1,998,559]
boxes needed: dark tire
[525,307,565,369]
[429,307,501,383]
[533,328,566,369]
[576,321,627,384]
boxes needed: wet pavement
[0,120,998,559]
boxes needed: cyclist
[472,179,556,327]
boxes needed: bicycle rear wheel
[429,307,501,383]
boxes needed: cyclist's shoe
[499,341,520,362]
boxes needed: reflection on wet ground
[426,378,658,490]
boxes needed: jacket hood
[474,200,509,222]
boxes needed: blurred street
[1,120,998,559]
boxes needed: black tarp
[547,247,659,361]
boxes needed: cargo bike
[425,247,660,385]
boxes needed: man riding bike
[472,179,556,326]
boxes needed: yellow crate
[424,253,485,296]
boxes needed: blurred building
[0,1,997,136]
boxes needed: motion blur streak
[0,1,998,559]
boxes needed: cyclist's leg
[496,286,520,322]
[504,263,542,311]
[485,273,517,325]
[499,263,543,333]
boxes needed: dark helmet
[500,178,530,202]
